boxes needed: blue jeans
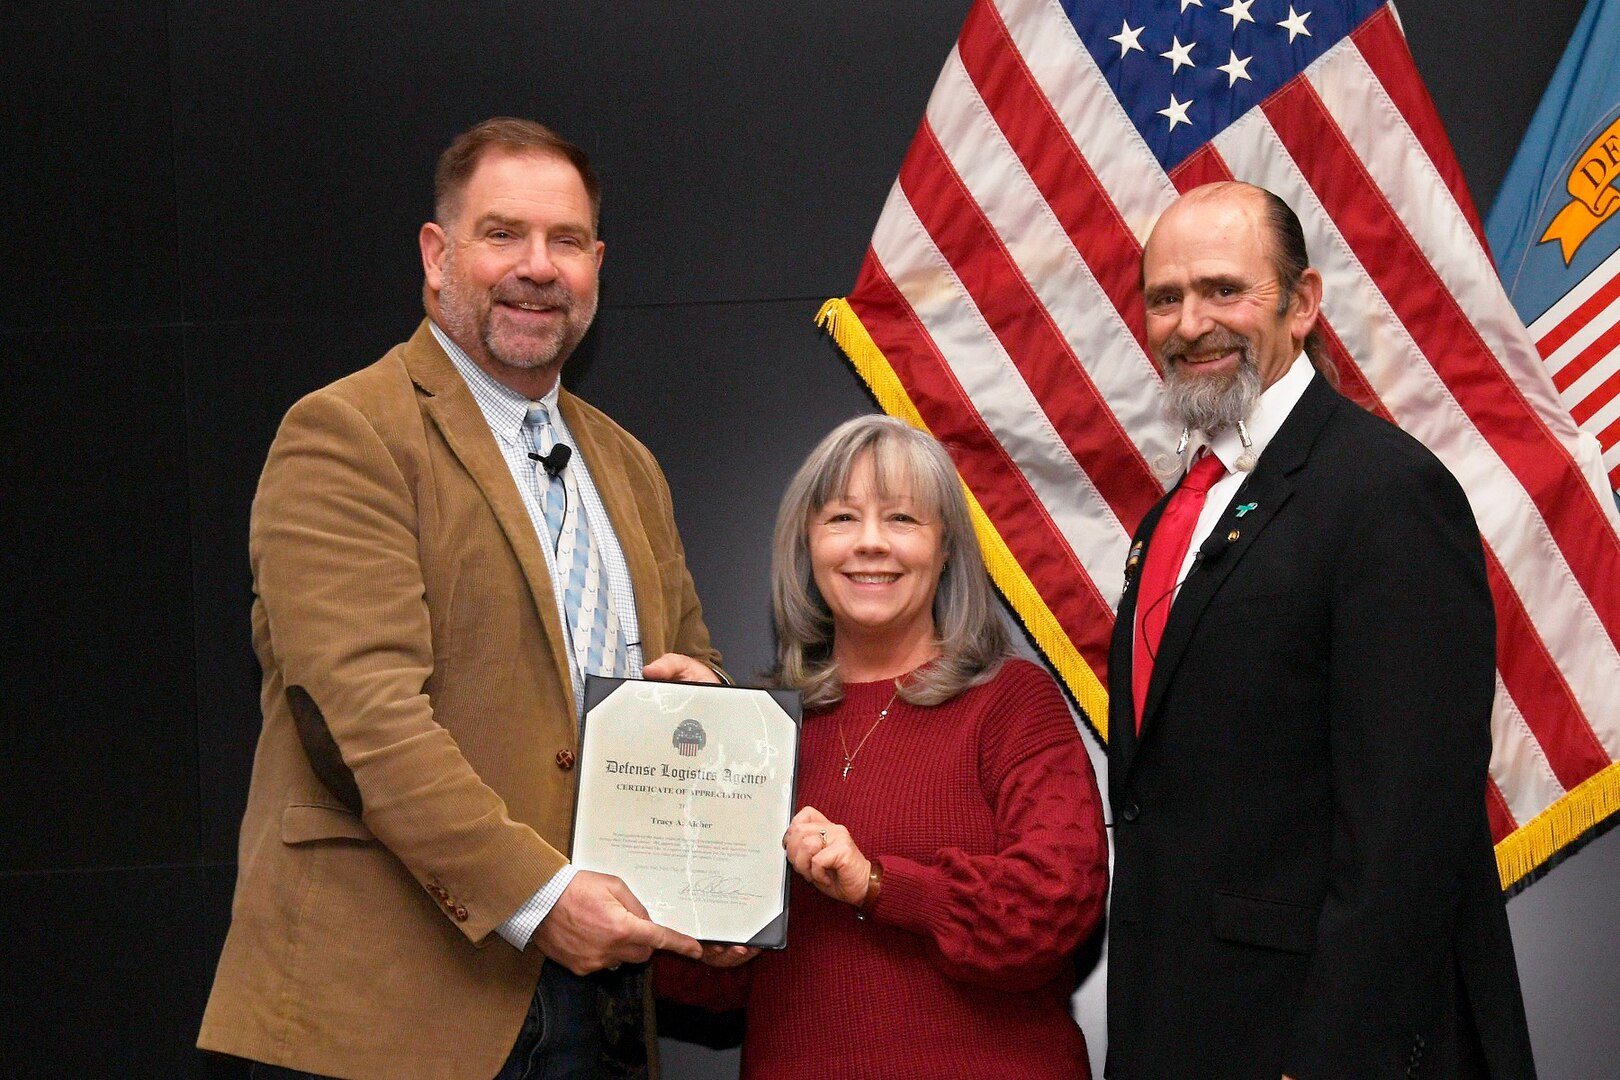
[492,962,605,1080]
[244,962,639,1080]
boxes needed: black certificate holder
[577,674,803,949]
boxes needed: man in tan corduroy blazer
[199,118,720,1079]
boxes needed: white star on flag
[1217,50,1253,86]
[1180,0,1203,10]
[1109,19,1145,57]
[1279,6,1313,42]
[1158,93,1192,130]
[1160,35,1197,73]
[1220,0,1256,29]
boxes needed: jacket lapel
[1136,374,1343,741]
[399,322,576,697]
[1111,500,1167,778]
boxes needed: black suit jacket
[1105,375,1535,1080]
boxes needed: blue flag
[1486,0,1620,501]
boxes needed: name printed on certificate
[573,677,801,948]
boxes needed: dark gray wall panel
[184,313,411,860]
[566,299,879,682]
[168,3,437,328]
[3,1,1618,1077]
[0,864,234,1079]
[168,1,969,325]
[1507,825,1620,1078]
[1401,0,1588,215]
[0,327,196,873]
[0,1,181,333]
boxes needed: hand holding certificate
[573,677,801,948]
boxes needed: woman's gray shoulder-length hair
[770,414,1009,709]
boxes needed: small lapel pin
[1125,540,1144,582]
[1235,502,1258,517]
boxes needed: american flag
[1485,0,1620,505]
[1530,246,1620,499]
[818,0,1620,891]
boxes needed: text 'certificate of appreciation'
[574,676,801,948]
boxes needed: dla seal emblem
[672,719,706,757]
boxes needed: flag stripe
[1323,34,1588,447]
[847,255,1104,617]
[1487,672,1569,834]
[1260,77,1620,655]
[1544,295,1620,399]
[1601,410,1620,452]
[928,44,1170,508]
[1553,312,1620,394]
[1536,271,1620,360]
[992,0,1177,240]
[1486,779,1516,846]
[1311,316,1387,415]
[1170,143,1236,189]
[1349,8,1490,252]
[859,189,1122,670]
[1486,552,1614,790]
[1561,358,1620,433]
[954,6,1178,482]
[1572,364,1620,426]
[960,0,1151,357]
[898,119,1156,534]
[1214,107,1620,772]
[862,200,1132,629]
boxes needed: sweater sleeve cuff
[857,855,950,934]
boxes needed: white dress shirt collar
[1198,352,1313,475]
[428,321,563,447]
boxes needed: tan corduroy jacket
[198,321,720,1079]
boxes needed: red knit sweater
[655,659,1108,1079]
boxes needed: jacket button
[1122,801,1140,822]
[454,905,469,921]
[555,749,576,771]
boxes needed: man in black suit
[1105,182,1536,1080]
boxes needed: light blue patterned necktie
[522,403,626,700]
[523,404,568,550]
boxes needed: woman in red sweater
[657,415,1109,1078]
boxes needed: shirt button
[555,749,576,771]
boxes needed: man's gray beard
[1161,350,1262,434]
[437,251,595,374]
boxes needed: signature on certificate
[678,874,761,901]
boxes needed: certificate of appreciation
[573,676,802,948]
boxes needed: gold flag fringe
[817,298,1620,892]
[1496,759,1620,891]
[816,298,1111,738]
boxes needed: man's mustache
[493,283,575,310]
[1159,328,1251,364]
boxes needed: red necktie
[1134,453,1228,732]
